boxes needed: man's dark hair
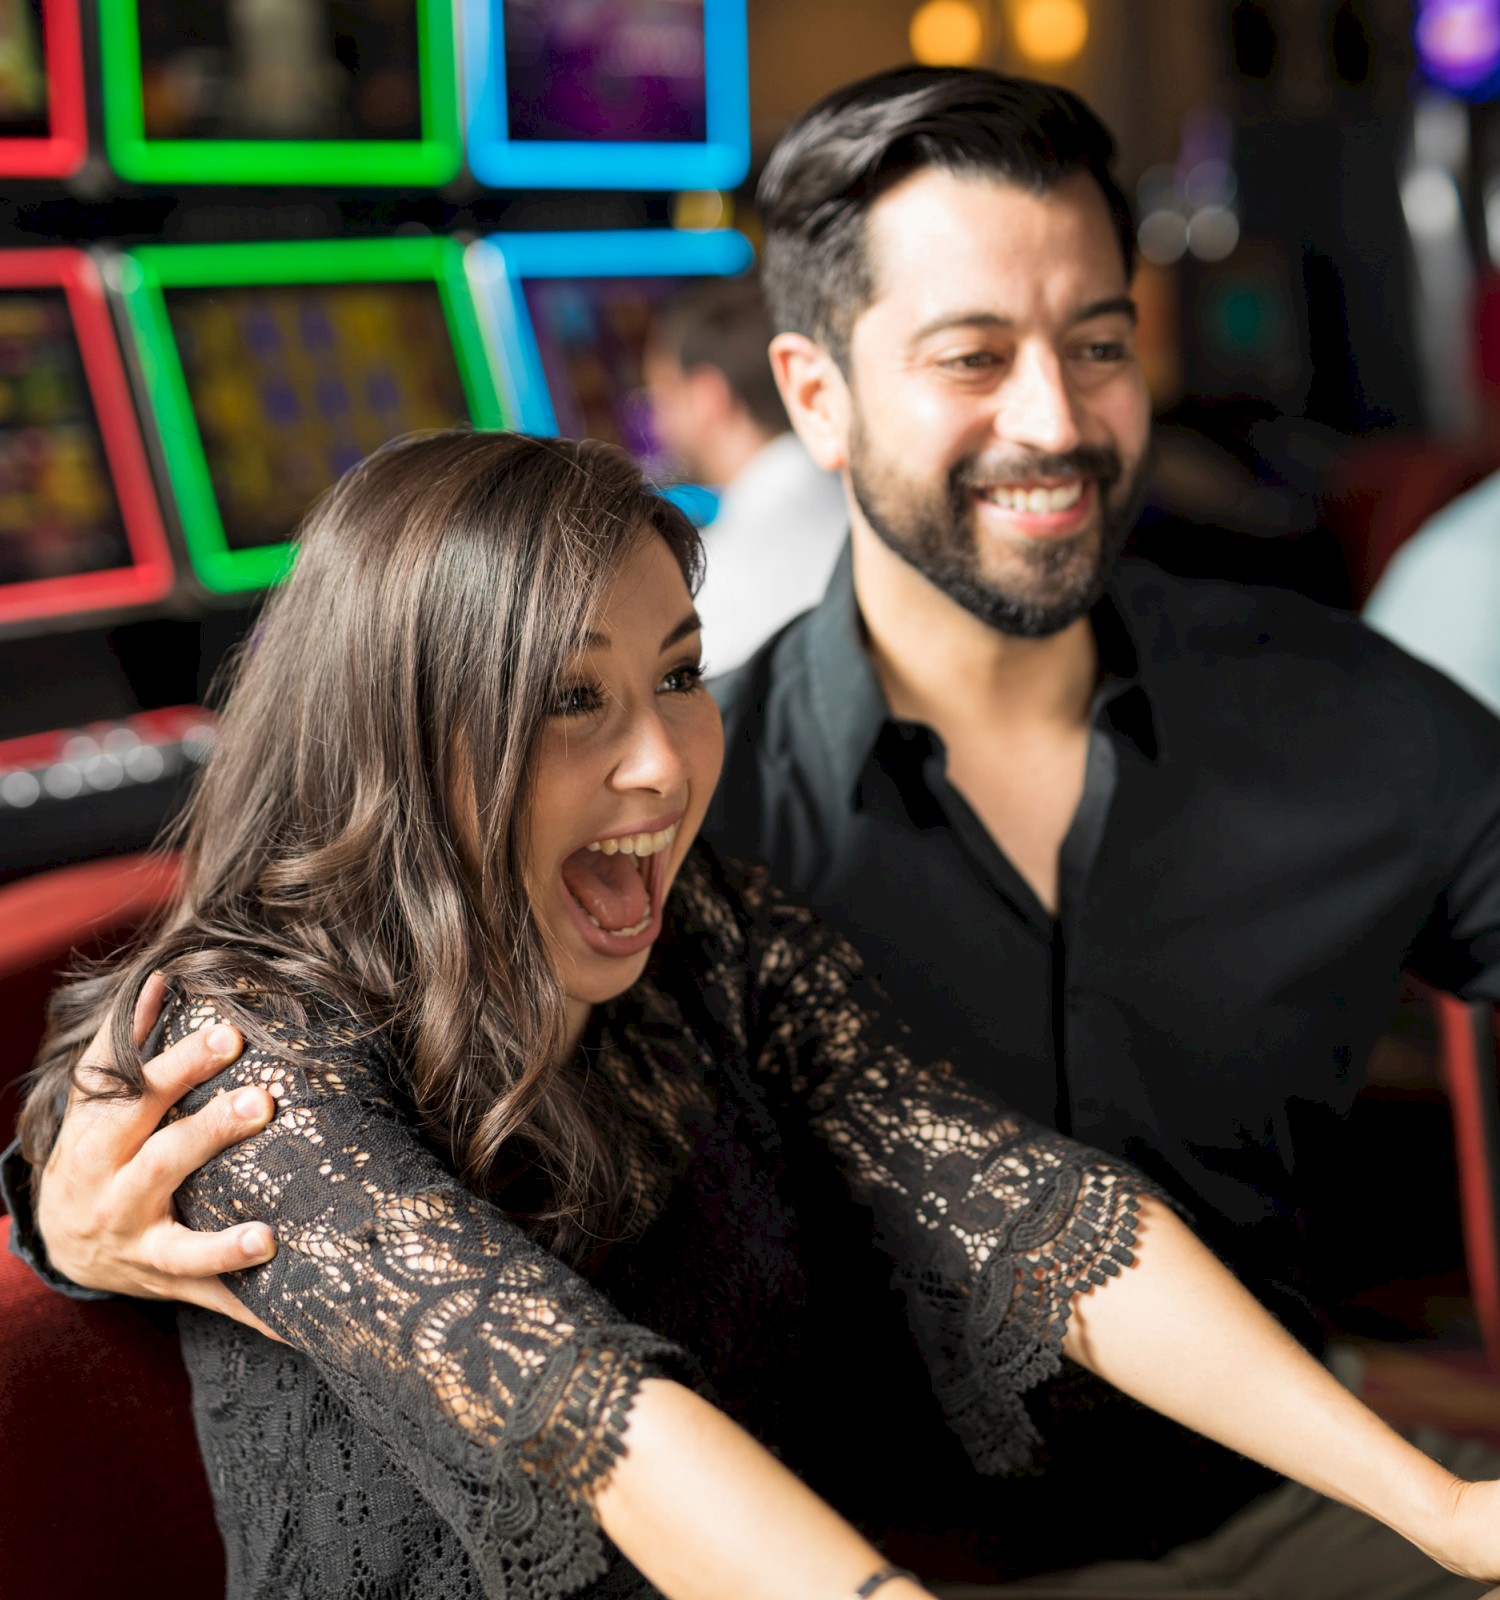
[651,275,788,437]
[758,66,1135,369]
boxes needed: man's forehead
[863,167,1124,287]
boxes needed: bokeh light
[909,0,987,66]
[1012,0,1089,65]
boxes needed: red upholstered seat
[0,1214,224,1599]
[0,852,180,1143]
[0,853,222,1594]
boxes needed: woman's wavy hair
[20,430,702,1264]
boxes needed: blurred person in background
[644,276,846,672]
[28,65,1500,1597]
[1364,467,1500,716]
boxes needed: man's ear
[769,332,851,473]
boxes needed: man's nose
[611,705,688,796]
[997,345,1082,457]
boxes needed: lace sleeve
[732,874,1158,1475]
[160,990,686,1600]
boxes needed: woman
[14,431,1500,1600]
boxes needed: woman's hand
[34,971,283,1340]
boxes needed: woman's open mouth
[559,819,680,957]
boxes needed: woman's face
[527,531,724,1014]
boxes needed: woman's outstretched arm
[1063,1196,1499,1580]
[724,862,1500,1583]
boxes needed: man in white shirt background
[1364,467,1500,717]
[644,275,848,672]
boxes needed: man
[16,68,1500,1594]
[644,275,847,671]
[1365,467,1500,715]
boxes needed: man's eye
[1077,340,1128,362]
[554,683,604,718]
[942,351,1000,371]
[660,662,706,696]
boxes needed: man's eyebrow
[910,296,1139,343]
[1074,294,1138,325]
[661,611,702,651]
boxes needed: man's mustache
[950,445,1123,498]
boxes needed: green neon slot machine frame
[114,236,509,595]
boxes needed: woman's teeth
[585,822,679,857]
[979,480,1085,513]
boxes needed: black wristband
[855,1564,917,1598]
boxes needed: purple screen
[523,275,691,476]
[504,0,707,145]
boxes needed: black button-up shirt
[706,545,1500,1347]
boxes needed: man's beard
[847,412,1142,639]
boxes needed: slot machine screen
[464,0,746,189]
[164,281,471,554]
[504,0,706,146]
[118,237,506,593]
[100,0,460,185]
[135,0,421,143]
[0,290,131,587]
[521,275,680,478]
[474,230,753,523]
[0,0,48,140]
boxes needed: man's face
[643,342,710,484]
[841,168,1150,637]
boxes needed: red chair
[0,851,224,1596]
[0,1211,225,1597]
[0,852,181,1142]
[1428,990,1500,1372]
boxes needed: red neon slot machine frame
[0,0,86,178]
[0,248,174,630]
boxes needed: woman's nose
[610,706,689,796]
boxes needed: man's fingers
[151,1213,276,1282]
[139,1021,245,1110]
[131,971,169,1046]
[176,1276,287,1344]
[122,1085,274,1212]
[66,1019,247,1167]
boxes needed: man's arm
[22,972,278,1333]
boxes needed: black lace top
[159,848,1152,1600]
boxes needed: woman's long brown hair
[19,431,702,1263]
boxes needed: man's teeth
[585,822,679,857]
[979,481,1085,513]
[583,898,654,938]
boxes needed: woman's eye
[659,662,706,696]
[554,683,605,718]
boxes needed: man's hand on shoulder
[36,970,283,1340]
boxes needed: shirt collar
[802,545,1162,805]
[1089,583,1162,763]
[803,542,893,804]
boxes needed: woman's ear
[768,333,852,475]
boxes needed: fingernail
[240,1226,274,1260]
[207,1025,239,1058]
[232,1088,265,1119]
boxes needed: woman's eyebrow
[660,611,703,652]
